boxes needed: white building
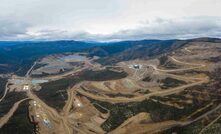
[23,85,29,91]
[133,64,140,69]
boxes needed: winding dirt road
[76,78,207,103]
[0,98,29,128]
[0,52,212,134]
[27,90,73,134]
[25,62,37,77]
[0,82,9,103]
[75,56,208,103]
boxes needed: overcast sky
[0,0,221,41]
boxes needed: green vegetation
[159,56,168,65]
[209,68,221,84]
[106,93,134,98]
[159,56,183,69]
[162,110,221,134]
[208,56,221,62]
[96,40,187,65]
[161,121,203,134]
[92,103,109,114]
[0,41,96,76]
[36,68,127,110]
[142,76,151,82]
[87,78,219,132]
[0,78,7,97]
[134,89,150,94]
[36,77,77,110]
[80,69,127,81]
[0,39,189,75]
[0,100,34,134]
[159,77,187,89]
[86,40,162,57]
[202,118,221,134]
[88,97,197,132]
[0,92,27,117]
[202,123,221,134]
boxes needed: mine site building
[23,85,29,91]
[133,64,140,69]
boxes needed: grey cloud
[0,17,31,40]
[1,16,221,42]
[102,16,221,41]
[0,0,221,41]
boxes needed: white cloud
[0,0,220,41]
